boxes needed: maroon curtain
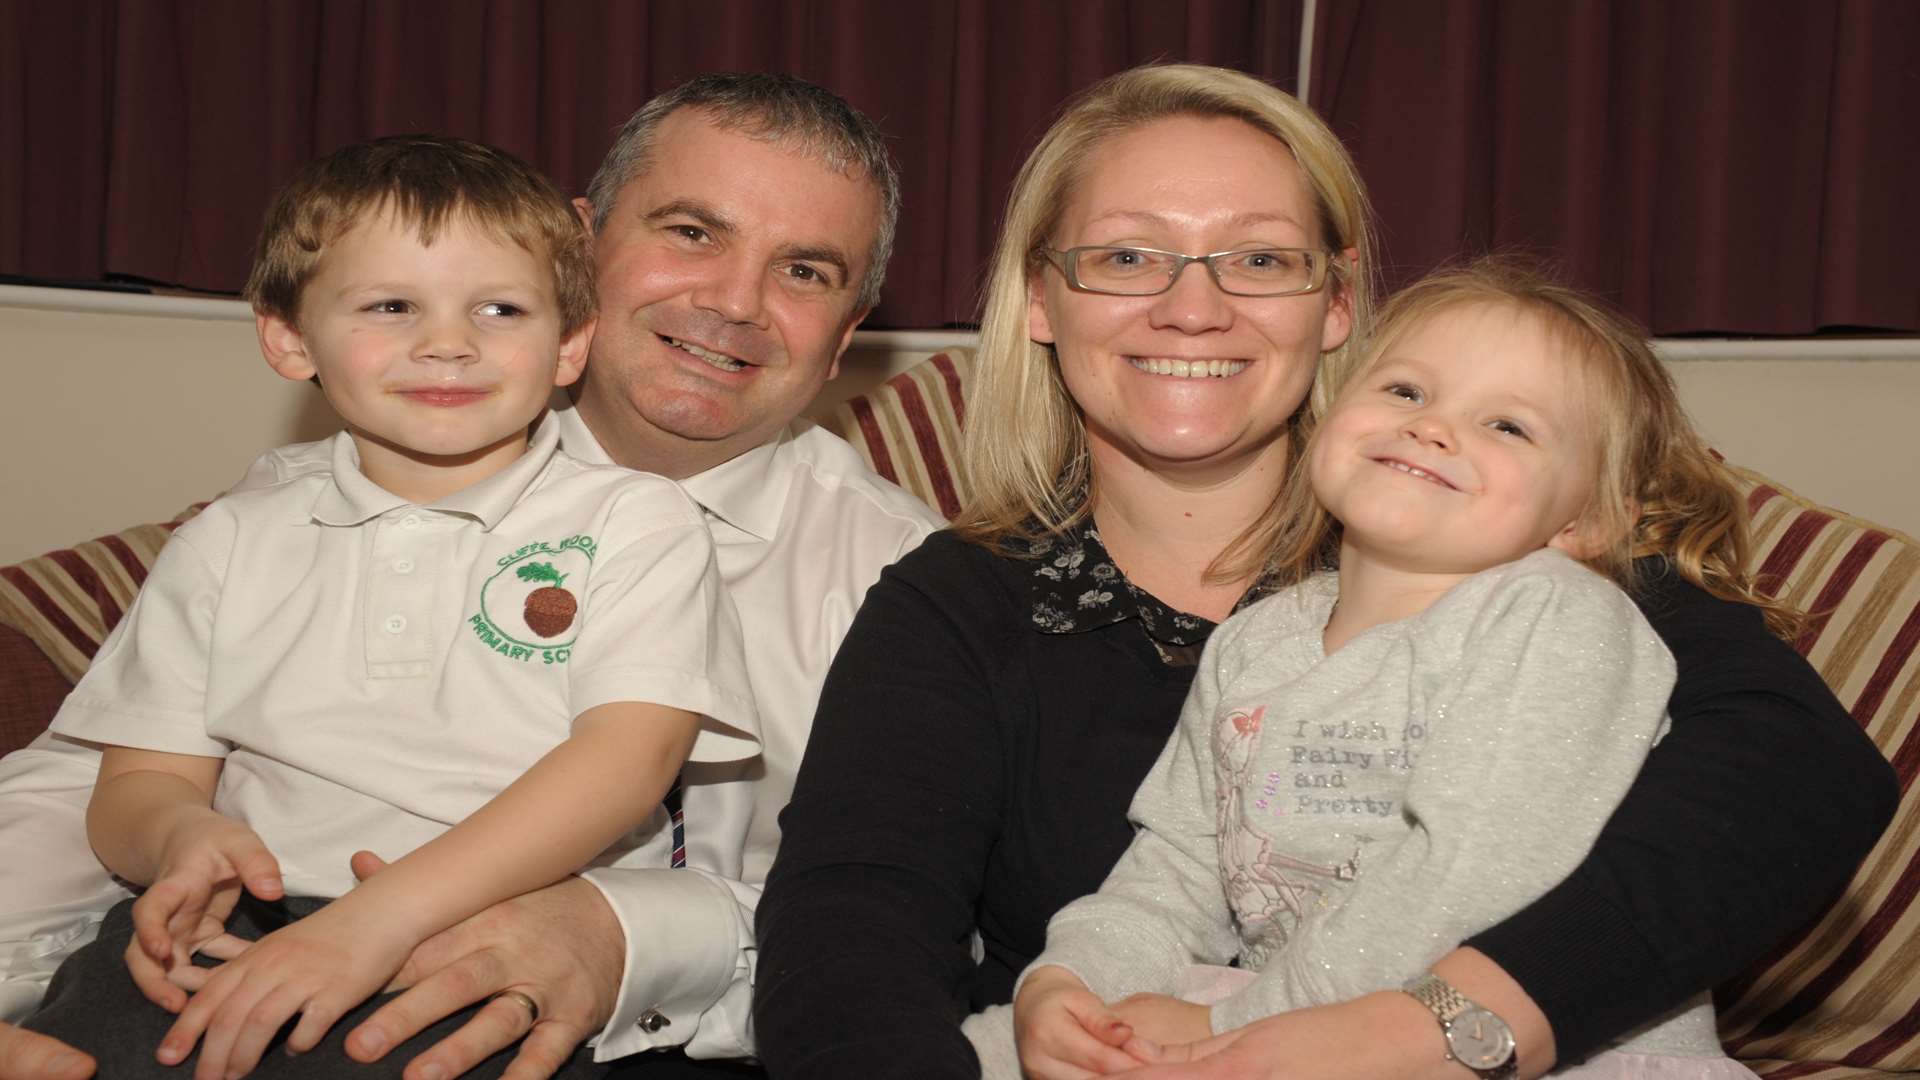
[1310,0,1920,335]
[0,0,1301,329]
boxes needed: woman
[754,64,1894,1079]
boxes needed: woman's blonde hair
[954,64,1378,581]
[1271,256,1798,636]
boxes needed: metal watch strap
[1402,973,1518,1079]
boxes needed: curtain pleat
[4,0,1910,333]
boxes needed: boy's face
[257,207,590,502]
[1309,302,1605,576]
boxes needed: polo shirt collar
[308,415,562,531]
[547,395,790,543]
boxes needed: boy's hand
[152,896,415,1080]
[1014,965,1147,1079]
[127,815,283,1012]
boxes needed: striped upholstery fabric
[0,351,1914,1074]
[814,348,974,520]
[0,508,200,688]
[1714,467,1920,1079]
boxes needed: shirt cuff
[578,865,753,1061]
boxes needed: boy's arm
[87,745,229,886]
[329,701,699,940]
[156,701,701,1079]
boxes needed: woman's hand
[125,814,282,1012]
[153,894,414,1080]
[1115,990,1466,1080]
[1014,966,1149,1078]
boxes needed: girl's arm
[1208,558,1675,1061]
[153,702,699,1080]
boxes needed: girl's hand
[1111,993,1213,1055]
[126,815,283,1011]
[152,897,416,1080]
[1014,966,1149,1078]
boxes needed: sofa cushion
[0,509,201,687]
[0,623,68,757]
[813,348,974,520]
[1714,467,1920,1077]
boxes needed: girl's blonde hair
[954,64,1378,582]
[1272,256,1797,635]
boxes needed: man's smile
[663,335,749,373]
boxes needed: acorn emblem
[517,562,578,637]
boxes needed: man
[0,72,942,1079]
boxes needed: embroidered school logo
[469,534,596,665]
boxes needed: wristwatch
[1402,973,1518,1079]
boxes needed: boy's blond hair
[1273,255,1797,635]
[953,64,1378,585]
[245,134,595,334]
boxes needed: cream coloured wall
[2,285,1915,565]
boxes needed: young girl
[1007,258,1780,1079]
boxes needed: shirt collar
[548,394,790,542]
[1027,517,1281,662]
[308,414,562,530]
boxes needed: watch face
[1448,1006,1516,1068]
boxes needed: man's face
[574,109,882,477]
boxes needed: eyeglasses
[1040,245,1333,298]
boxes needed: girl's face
[1027,115,1353,483]
[1308,302,1608,575]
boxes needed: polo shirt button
[384,615,408,634]
[401,515,421,529]
[638,1008,670,1033]
[393,558,415,575]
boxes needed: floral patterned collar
[1025,520,1279,665]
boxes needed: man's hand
[341,852,625,1080]
[0,1023,94,1080]
[1013,965,1147,1079]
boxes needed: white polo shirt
[51,416,759,900]
[549,401,944,1060]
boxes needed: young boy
[25,135,759,1079]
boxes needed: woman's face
[1029,114,1353,481]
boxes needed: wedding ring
[491,988,541,1025]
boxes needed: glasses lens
[1213,249,1318,296]
[1070,247,1179,294]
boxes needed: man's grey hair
[584,72,900,312]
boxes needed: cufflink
[638,1008,671,1033]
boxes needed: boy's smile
[256,207,590,503]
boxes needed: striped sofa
[3,347,1917,1076]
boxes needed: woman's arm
[755,539,1010,1080]
[1465,567,1899,1063]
